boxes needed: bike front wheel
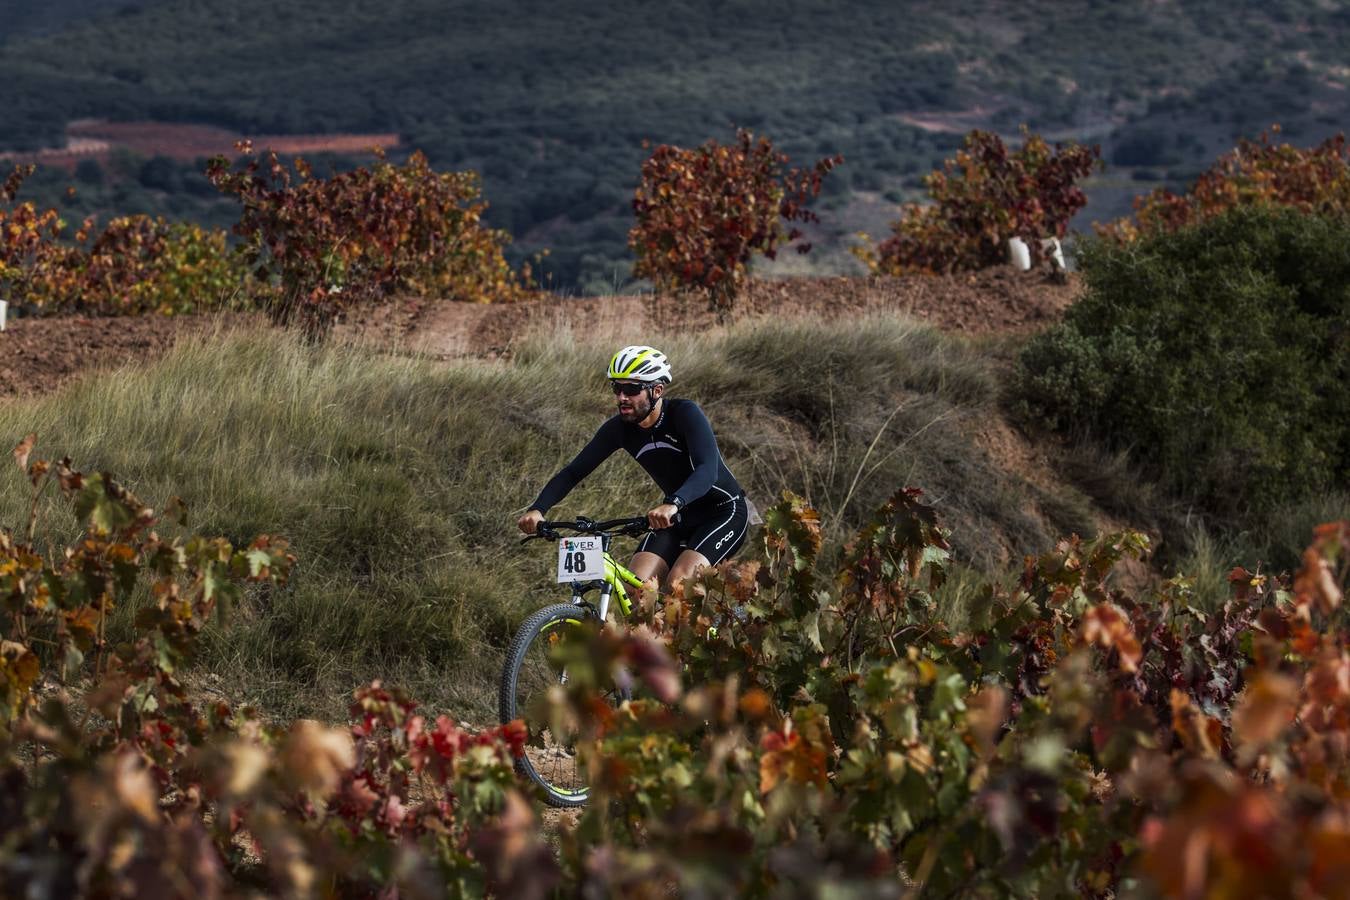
[499,603,598,807]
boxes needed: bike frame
[507,516,652,806]
[569,532,646,622]
[529,515,653,623]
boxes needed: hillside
[2,223,1345,897]
[2,0,1348,290]
[0,270,1074,397]
[0,0,125,40]
[0,272,1099,720]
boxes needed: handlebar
[520,514,674,544]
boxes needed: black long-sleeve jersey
[528,398,743,514]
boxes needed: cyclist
[516,345,748,591]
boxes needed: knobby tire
[499,603,596,808]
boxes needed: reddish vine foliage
[1099,126,1350,241]
[0,164,240,315]
[0,438,546,897]
[1,437,1347,895]
[207,144,533,336]
[547,490,1350,896]
[629,129,841,313]
[860,129,1100,275]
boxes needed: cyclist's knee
[629,551,668,587]
[667,550,711,587]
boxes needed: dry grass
[0,310,1107,721]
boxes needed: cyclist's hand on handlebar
[647,503,679,531]
[517,509,544,535]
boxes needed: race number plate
[556,537,605,583]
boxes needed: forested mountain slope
[0,0,144,42]
[3,0,1348,289]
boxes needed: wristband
[663,495,685,510]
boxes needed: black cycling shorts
[635,495,749,568]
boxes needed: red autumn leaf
[1170,689,1224,758]
[1295,545,1344,616]
[1232,671,1298,748]
[1081,602,1143,673]
[12,433,35,472]
[620,627,682,704]
[739,688,774,722]
[759,723,828,794]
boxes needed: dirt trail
[0,273,1082,534]
[0,311,261,401]
[1,120,401,171]
[0,269,1078,400]
[375,269,1080,360]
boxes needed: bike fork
[571,586,613,622]
[561,587,612,688]
[595,532,615,622]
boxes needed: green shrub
[1016,205,1350,520]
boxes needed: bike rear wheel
[498,603,597,807]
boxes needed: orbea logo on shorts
[714,530,735,550]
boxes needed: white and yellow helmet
[607,345,672,383]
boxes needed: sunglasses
[610,382,647,397]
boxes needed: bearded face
[614,381,662,423]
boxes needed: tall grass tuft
[1171,491,1350,611]
[0,313,1086,721]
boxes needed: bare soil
[0,312,260,401]
[0,268,1079,400]
[365,268,1081,360]
[0,119,402,171]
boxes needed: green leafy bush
[1015,204,1350,519]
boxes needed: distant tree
[1110,129,1175,167]
[139,155,181,192]
[75,158,104,186]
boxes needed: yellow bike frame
[565,532,646,622]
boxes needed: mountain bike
[498,514,654,807]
